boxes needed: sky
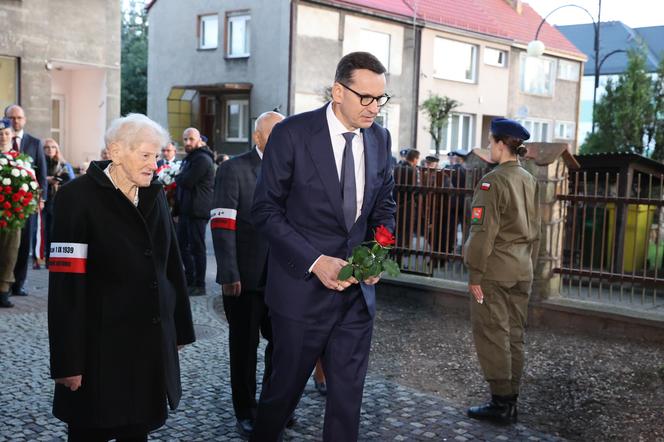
[525,0,664,29]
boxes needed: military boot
[507,394,518,422]
[0,291,14,308]
[467,395,515,424]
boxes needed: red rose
[18,213,24,219]
[14,205,22,212]
[374,225,395,247]
[17,189,26,197]
[0,195,4,202]
[24,192,33,200]
[21,198,30,206]
[3,210,11,218]
[8,151,18,158]
[12,193,21,202]
[3,186,11,193]
[0,220,6,228]
[2,202,10,209]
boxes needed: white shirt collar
[104,163,139,207]
[326,102,361,138]
[255,145,263,160]
[15,130,24,139]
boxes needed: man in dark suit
[250,52,396,442]
[211,111,284,438]
[157,141,178,168]
[5,105,47,296]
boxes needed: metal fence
[556,171,664,308]
[393,165,489,279]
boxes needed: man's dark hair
[334,52,386,84]
[405,149,420,162]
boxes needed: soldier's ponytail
[493,134,528,157]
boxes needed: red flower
[2,202,10,210]
[21,198,30,206]
[0,195,4,203]
[14,205,22,212]
[0,220,6,228]
[3,210,11,218]
[3,186,11,193]
[18,213,24,219]
[17,189,26,197]
[12,193,21,202]
[24,192,33,200]
[374,225,395,247]
[8,151,18,158]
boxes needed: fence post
[524,143,579,301]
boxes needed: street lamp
[527,1,602,134]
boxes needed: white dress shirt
[309,104,367,272]
[255,145,263,160]
[325,102,365,221]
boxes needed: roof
[557,22,662,76]
[332,0,583,57]
[575,152,664,175]
[146,0,584,58]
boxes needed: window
[558,59,580,81]
[555,121,575,140]
[375,108,388,128]
[167,88,196,141]
[227,13,250,57]
[433,37,477,83]
[199,14,218,50]
[51,96,64,146]
[226,99,249,142]
[0,55,19,112]
[433,113,474,152]
[520,53,555,96]
[484,47,507,67]
[517,119,551,142]
[358,29,391,72]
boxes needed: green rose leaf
[338,264,354,281]
[383,259,401,277]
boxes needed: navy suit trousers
[176,215,207,287]
[251,286,373,442]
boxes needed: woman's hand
[469,284,484,304]
[55,375,82,391]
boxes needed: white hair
[104,113,170,150]
[254,111,284,131]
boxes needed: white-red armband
[210,208,237,231]
[48,243,88,274]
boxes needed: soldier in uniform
[463,118,540,424]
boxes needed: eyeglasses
[338,82,391,107]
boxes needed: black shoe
[235,418,253,438]
[187,286,206,297]
[0,292,14,308]
[467,395,515,424]
[12,288,28,297]
[314,379,327,396]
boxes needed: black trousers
[251,287,373,442]
[223,289,273,420]
[176,215,207,287]
[67,425,148,442]
[11,215,33,292]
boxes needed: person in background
[176,127,215,296]
[48,113,195,441]
[0,118,19,308]
[5,104,47,297]
[100,147,110,161]
[464,118,540,425]
[43,138,75,264]
[157,141,178,168]
[424,155,440,169]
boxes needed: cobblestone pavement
[0,263,562,441]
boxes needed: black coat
[211,149,269,291]
[48,160,195,430]
[175,147,215,219]
[19,132,48,200]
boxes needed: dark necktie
[12,137,19,152]
[341,132,357,231]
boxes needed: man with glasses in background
[157,141,178,167]
[250,52,396,442]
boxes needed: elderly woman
[0,118,19,308]
[48,114,195,441]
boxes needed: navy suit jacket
[251,104,396,322]
[20,133,48,201]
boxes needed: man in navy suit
[250,52,396,442]
[5,105,47,296]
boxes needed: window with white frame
[227,13,250,57]
[358,29,391,72]
[374,108,387,128]
[433,37,477,83]
[555,121,575,140]
[517,119,551,142]
[484,47,507,67]
[520,53,555,96]
[198,14,218,50]
[558,59,580,81]
[433,113,474,152]
[226,99,249,142]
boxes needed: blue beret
[201,135,208,143]
[399,148,409,156]
[491,118,530,141]
[0,118,11,130]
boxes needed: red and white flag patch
[210,208,238,231]
[480,182,491,191]
[48,242,88,274]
